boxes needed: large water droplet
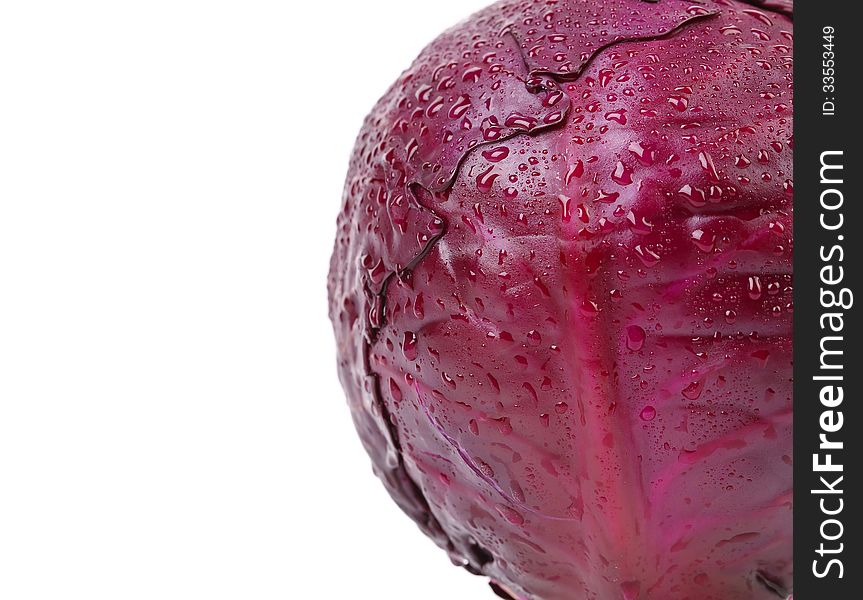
[698,151,720,183]
[626,325,646,351]
[628,141,656,165]
[565,160,585,184]
[482,146,510,163]
[748,276,763,300]
[620,581,641,600]
[690,229,715,252]
[639,405,657,422]
[626,210,652,234]
[595,190,620,204]
[682,379,705,400]
[476,166,499,192]
[634,244,660,267]
[605,109,627,124]
[559,194,572,222]
[612,161,633,185]
[667,95,689,112]
[402,331,418,360]
[678,184,706,208]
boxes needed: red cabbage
[329,1,793,598]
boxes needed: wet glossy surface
[329,1,793,598]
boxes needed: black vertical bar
[794,1,860,597]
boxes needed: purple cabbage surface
[329,1,793,598]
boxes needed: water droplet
[678,184,706,207]
[598,68,614,87]
[620,581,641,600]
[628,141,656,165]
[576,203,591,223]
[510,481,525,504]
[462,66,482,83]
[612,161,633,185]
[634,244,660,267]
[522,382,538,405]
[482,122,503,141]
[472,373,493,399]
[690,229,715,252]
[559,194,572,222]
[595,190,620,203]
[369,296,383,329]
[476,166,499,192]
[389,378,403,401]
[748,276,763,300]
[504,112,538,130]
[442,371,456,389]
[626,325,646,351]
[495,504,525,525]
[626,210,653,234]
[604,109,627,124]
[742,8,774,27]
[580,300,600,317]
[472,203,484,224]
[414,85,432,103]
[446,94,472,120]
[367,258,387,284]
[752,28,771,41]
[428,218,445,235]
[682,379,705,400]
[482,146,510,163]
[698,151,720,183]
[667,95,689,111]
[639,405,657,422]
[565,160,585,184]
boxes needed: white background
[0,1,493,599]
